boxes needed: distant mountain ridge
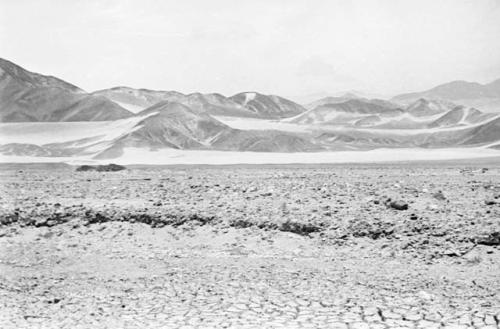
[305,93,400,110]
[283,97,500,132]
[93,87,306,119]
[394,79,500,101]
[392,79,500,112]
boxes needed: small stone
[417,291,434,300]
[433,191,446,201]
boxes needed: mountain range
[0,57,499,161]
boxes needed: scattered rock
[432,191,446,201]
[476,232,500,246]
[417,291,435,301]
[388,200,409,211]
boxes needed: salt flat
[1,147,499,165]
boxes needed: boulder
[388,200,409,211]
[476,232,500,246]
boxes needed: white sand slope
[0,113,156,145]
[214,116,311,133]
[113,101,147,113]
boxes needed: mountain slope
[230,92,306,118]
[287,99,404,125]
[404,99,454,117]
[0,58,133,122]
[211,130,322,152]
[111,101,231,150]
[92,86,185,113]
[0,58,82,92]
[427,107,496,128]
[392,79,500,112]
[92,101,320,158]
[458,116,500,146]
[284,97,500,131]
[175,92,258,117]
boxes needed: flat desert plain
[0,162,499,328]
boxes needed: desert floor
[0,162,499,328]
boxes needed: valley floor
[1,147,500,166]
[0,164,499,328]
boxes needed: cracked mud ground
[1,163,499,328]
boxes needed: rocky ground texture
[0,163,499,328]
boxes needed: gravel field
[1,163,499,328]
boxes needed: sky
[1,0,500,100]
